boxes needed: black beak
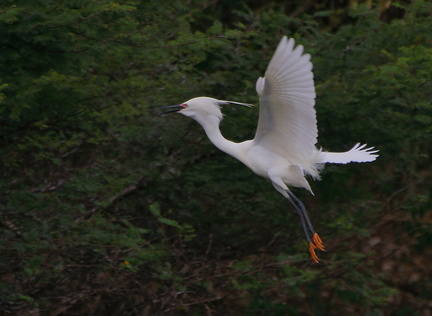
[160,105,184,115]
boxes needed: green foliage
[1,0,431,314]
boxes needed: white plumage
[162,36,378,263]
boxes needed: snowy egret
[162,36,378,263]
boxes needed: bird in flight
[162,36,378,263]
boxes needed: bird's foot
[308,233,325,263]
[313,233,325,251]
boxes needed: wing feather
[254,37,317,168]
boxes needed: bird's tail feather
[321,143,379,164]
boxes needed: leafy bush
[1,0,431,315]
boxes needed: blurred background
[1,0,431,315]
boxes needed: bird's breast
[246,146,288,179]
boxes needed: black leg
[285,189,325,263]
[286,189,316,234]
[286,194,312,243]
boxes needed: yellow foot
[313,233,325,251]
[309,233,325,263]
[309,242,320,263]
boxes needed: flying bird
[162,36,378,263]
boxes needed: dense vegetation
[1,0,431,315]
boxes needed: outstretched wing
[254,37,317,168]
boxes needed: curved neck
[197,116,245,163]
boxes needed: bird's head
[161,97,252,124]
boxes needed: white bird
[162,36,378,263]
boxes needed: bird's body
[162,37,378,262]
[192,105,314,192]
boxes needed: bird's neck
[198,116,247,163]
